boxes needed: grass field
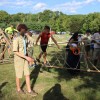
[0,63,100,100]
[0,34,100,100]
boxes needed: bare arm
[14,29,18,32]
[35,33,42,45]
[51,35,60,49]
[82,37,88,40]
[96,41,100,45]
[68,39,74,46]
[5,28,8,33]
[14,52,34,62]
[14,52,26,59]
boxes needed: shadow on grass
[74,72,100,99]
[30,66,41,90]
[47,46,100,99]
[21,66,41,90]
[47,46,74,81]
[0,82,8,98]
[43,83,69,100]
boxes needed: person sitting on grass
[13,24,37,96]
[35,25,60,65]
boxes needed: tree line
[0,10,100,34]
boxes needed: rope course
[33,42,100,73]
[0,28,100,73]
[0,29,13,64]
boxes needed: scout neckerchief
[23,36,26,55]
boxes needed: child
[36,25,60,65]
[13,24,37,96]
[5,25,18,57]
[5,25,18,39]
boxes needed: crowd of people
[0,24,100,96]
[66,30,100,74]
[80,30,100,67]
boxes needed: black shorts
[40,44,47,52]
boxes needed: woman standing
[66,32,80,75]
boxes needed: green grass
[0,34,100,100]
[0,63,100,100]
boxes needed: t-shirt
[5,27,18,35]
[92,33,100,49]
[40,32,51,44]
[13,35,28,68]
[13,35,27,55]
[83,34,92,46]
[78,36,82,42]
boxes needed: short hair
[44,25,50,30]
[86,30,91,33]
[17,24,28,32]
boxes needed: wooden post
[0,28,12,50]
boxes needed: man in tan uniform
[13,24,37,96]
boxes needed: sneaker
[27,90,37,97]
[36,58,40,63]
[44,62,50,67]
[17,89,26,94]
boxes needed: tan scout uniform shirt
[13,35,27,67]
[13,35,34,78]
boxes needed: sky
[0,0,100,14]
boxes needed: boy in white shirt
[92,30,100,66]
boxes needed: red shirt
[40,32,51,44]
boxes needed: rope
[41,66,100,73]
[88,58,100,71]
[33,43,100,73]
[0,28,100,73]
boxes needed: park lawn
[0,35,100,100]
[0,63,100,100]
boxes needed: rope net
[0,29,100,73]
[33,43,100,73]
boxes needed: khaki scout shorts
[93,48,100,60]
[14,58,30,78]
